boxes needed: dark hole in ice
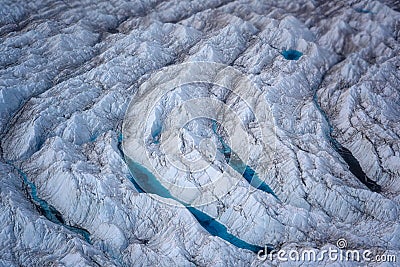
[52,207,65,224]
[281,49,303,60]
[333,142,382,192]
[107,28,119,34]
[354,8,372,14]
[312,94,381,193]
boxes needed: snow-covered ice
[0,0,399,266]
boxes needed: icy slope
[0,0,399,266]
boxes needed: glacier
[0,0,399,266]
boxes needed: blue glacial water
[10,163,91,243]
[281,49,303,60]
[312,93,381,192]
[123,156,271,254]
[118,133,145,193]
[151,122,162,144]
[186,207,268,253]
[211,121,278,199]
[90,132,100,142]
[125,158,173,199]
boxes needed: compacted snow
[0,0,399,266]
